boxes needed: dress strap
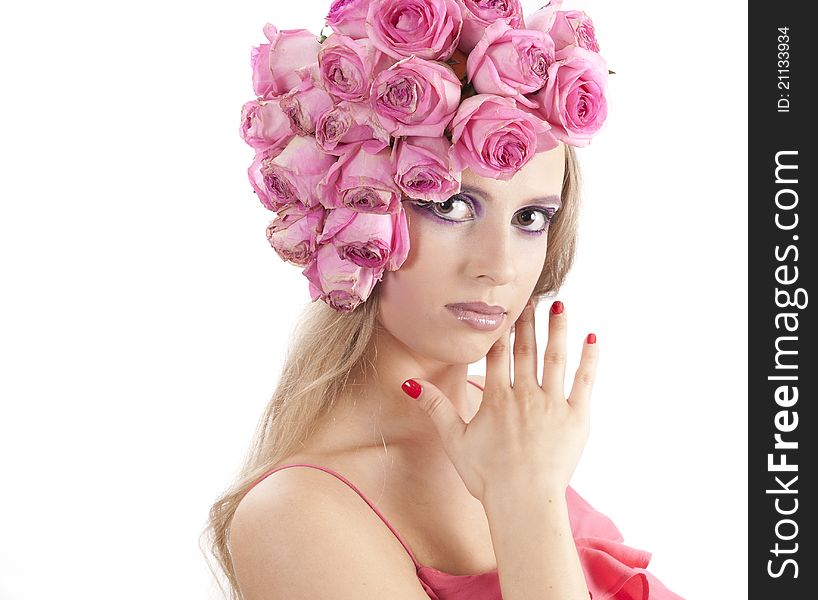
[250,463,422,568]
[247,379,483,570]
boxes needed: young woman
[204,1,683,598]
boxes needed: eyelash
[409,194,557,235]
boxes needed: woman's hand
[402,299,598,503]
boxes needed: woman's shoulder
[233,446,399,545]
[233,461,338,555]
[230,453,428,598]
[237,450,368,516]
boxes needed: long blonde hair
[201,145,583,599]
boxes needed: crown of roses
[240,0,609,313]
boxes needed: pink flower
[318,34,386,102]
[317,205,410,271]
[449,94,558,180]
[392,136,461,202]
[251,25,321,99]
[315,102,391,156]
[457,0,524,53]
[325,0,371,39]
[279,77,334,136]
[239,98,295,151]
[370,56,461,137]
[549,10,600,52]
[248,136,338,211]
[466,20,555,108]
[247,146,293,211]
[366,0,463,61]
[265,202,327,266]
[524,0,563,36]
[302,243,380,312]
[530,45,607,147]
[318,147,402,213]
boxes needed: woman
[204,1,683,598]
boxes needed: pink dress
[249,379,684,600]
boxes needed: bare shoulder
[230,462,430,600]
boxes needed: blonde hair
[200,145,583,599]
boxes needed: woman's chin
[435,335,501,365]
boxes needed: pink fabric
[249,379,684,599]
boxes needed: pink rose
[467,20,555,108]
[317,205,410,271]
[251,25,321,99]
[549,10,600,52]
[302,243,380,312]
[239,98,295,151]
[456,0,524,53]
[279,77,334,135]
[524,0,563,35]
[265,202,327,266]
[325,0,371,39]
[318,34,385,102]
[247,146,290,211]
[392,136,461,202]
[315,102,390,156]
[318,147,402,213]
[248,136,338,211]
[366,0,463,61]
[530,45,607,147]
[370,56,461,137]
[449,94,558,180]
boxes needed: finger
[540,300,568,397]
[402,378,467,455]
[512,299,539,388]
[567,333,599,413]
[485,325,512,392]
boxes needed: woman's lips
[445,306,506,331]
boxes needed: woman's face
[378,143,566,364]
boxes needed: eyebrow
[460,185,562,208]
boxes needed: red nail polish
[586,333,596,344]
[550,300,564,315]
[401,379,422,399]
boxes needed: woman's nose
[466,224,517,285]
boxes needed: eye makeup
[408,192,558,235]
[410,193,476,224]
[513,205,558,235]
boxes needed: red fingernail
[401,379,422,399]
[586,333,597,344]
[550,300,564,315]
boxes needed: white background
[0,1,746,598]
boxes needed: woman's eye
[513,207,556,233]
[411,194,557,234]
[408,194,475,223]
[426,194,474,220]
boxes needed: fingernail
[586,333,597,344]
[550,300,564,315]
[401,379,422,399]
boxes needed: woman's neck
[328,325,482,457]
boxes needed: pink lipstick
[445,301,507,331]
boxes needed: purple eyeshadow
[409,194,556,235]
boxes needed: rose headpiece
[240,0,609,312]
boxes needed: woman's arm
[483,482,588,600]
